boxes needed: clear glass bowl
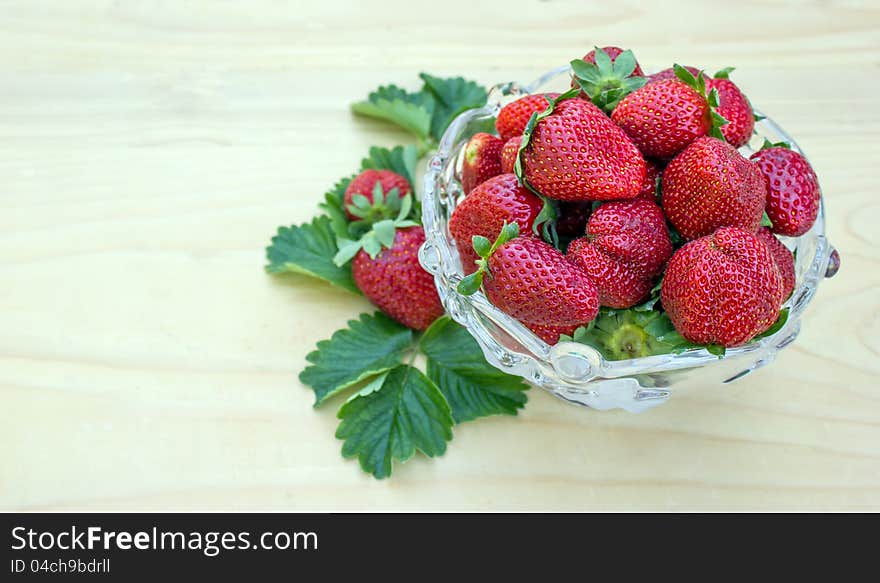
[419,65,838,412]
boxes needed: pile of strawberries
[449,47,821,350]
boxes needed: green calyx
[570,47,648,114]
[673,64,730,141]
[760,138,791,150]
[560,307,727,360]
[333,189,420,266]
[456,222,519,296]
[346,182,408,224]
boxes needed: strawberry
[449,173,543,274]
[457,223,599,328]
[635,159,662,201]
[756,227,796,301]
[351,226,444,331]
[499,135,521,174]
[555,202,593,237]
[461,132,504,194]
[569,46,647,113]
[344,169,412,222]
[525,321,579,345]
[611,77,711,159]
[660,227,783,347]
[519,95,646,201]
[496,93,559,141]
[706,69,754,148]
[662,136,766,240]
[749,143,820,237]
[648,65,702,83]
[567,199,672,308]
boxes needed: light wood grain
[1,0,878,511]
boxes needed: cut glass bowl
[419,65,838,412]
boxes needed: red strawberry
[649,65,702,83]
[661,227,783,347]
[520,97,646,201]
[461,132,504,194]
[344,169,412,221]
[525,321,579,345]
[662,136,766,240]
[635,159,662,201]
[749,145,820,237]
[569,46,647,113]
[756,226,796,301]
[499,135,521,174]
[449,174,543,274]
[496,93,559,141]
[706,76,753,147]
[352,226,444,331]
[567,200,672,308]
[555,202,593,237]
[611,78,711,159]
[480,236,599,327]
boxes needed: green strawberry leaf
[336,364,454,479]
[419,73,489,141]
[420,317,529,423]
[351,85,434,142]
[299,312,414,407]
[360,144,420,189]
[266,216,359,294]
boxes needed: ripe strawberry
[457,223,599,328]
[352,226,444,331]
[525,321,579,345]
[611,77,711,159]
[449,173,543,274]
[635,159,662,201]
[555,202,593,237]
[569,46,647,113]
[649,65,702,84]
[662,136,766,240]
[520,96,646,201]
[660,227,783,347]
[499,136,521,174]
[567,200,672,308]
[750,144,820,237]
[344,169,412,221]
[461,132,504,194]
[496,93,559,141]
[706,72,753,147]
[756,227,796,301]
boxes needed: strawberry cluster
[454,47,823,351]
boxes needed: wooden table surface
[2,0,878,511]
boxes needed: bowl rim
[420,65,833,384]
